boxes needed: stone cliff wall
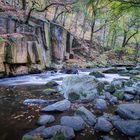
[0,13,75,77]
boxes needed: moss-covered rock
[22,135,43,140]
[48,133,65,140]
[105,84,115,93]
[43,88,57,95]
[97,82,105,94]
[89,71,105,78]
[113,90,124,100]
[45,81,59,88]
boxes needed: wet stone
[60,116,86,131]
[37,115,55,125]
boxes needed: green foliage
[113,47,134,55]
[0,37,5,43]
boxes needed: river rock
[45,81,59,88]
[23,126,45,138]
[104,85,115,93]
[101,136,113,140]
[110,115,122,122]
[116,103,140,120]
[61,75,99,101]
[94,99,107,110]
[74,106,96,126]
[124,94,134,101]
[22,135,43,140]
[42,125,75,139]
[113,90,124,100]
[113,120,140,136]
[129,70,139,75]
[103,67,127,74]
[124,87,136,95]
[60,68,79,74]
[111,80,123,89]
[37,115,55,125]
[43,88,57,96]
[41,99,71,112]
[133,82,140,95]
[104,92,118,104]
[23,99,50,105]
[109,96,118,105]
[60,116,85,131]
[94,117,113,132]
[89,71,105,78]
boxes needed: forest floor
[64,40,138,69]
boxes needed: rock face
[113,120,140,136]
[0,13,76,77]
[94,117,113,132]
[37,115,55,125]
[75,106,96,126]
[60,116,85,131]
[61,75,99,101]
[116,104,140,120]
[41,99,71,112]
[42,125,75,139]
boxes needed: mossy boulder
[61,75,99,101]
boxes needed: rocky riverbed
[0,66,140,140]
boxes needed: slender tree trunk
[22,0,26,10]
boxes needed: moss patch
[68,92,80,101]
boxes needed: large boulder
[116,103,140,120]
[41,99,71,112]
[94,117,113,132]
[113,120,140,136]
[74,106,96,126]
[42,125,75,139]
[60,116,85,131]
[61,75,99,101]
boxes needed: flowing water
[0,70,130,140]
